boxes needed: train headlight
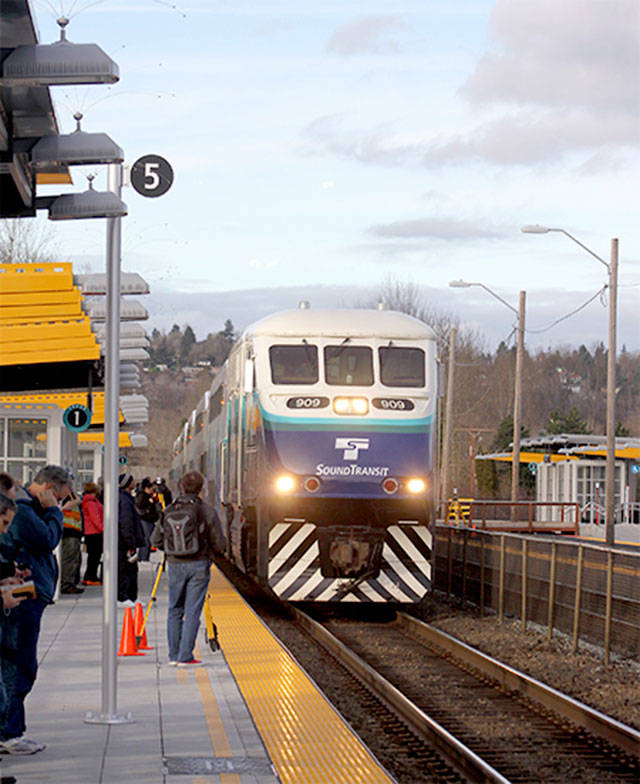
[275,475,295,493]
[407,478,426,494]
[332,397,369,415]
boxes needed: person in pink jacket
[81,482,104,586]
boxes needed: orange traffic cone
[133,602,153,650]
[118,606,145,656]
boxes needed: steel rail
[291,606,511,784]
[397,612,640,758]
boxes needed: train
[171,305,438,602]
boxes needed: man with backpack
[150,471,222,667]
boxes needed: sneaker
[168,659,178,666]
[0,737,46,755]
[177,659,203,668]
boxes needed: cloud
[461,0,640,116]
[369,217,505,241]
[326,15,407,55]
[305,1,639,170]
[421,111,638,166]
[301,114,421,166]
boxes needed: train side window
[379,347,425,387]
[209,387,224,421]
[324,346,373,386]
[269,344,318,384]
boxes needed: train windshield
[269,344,318,384]
[379,346,425,387]
[324,345,374,386]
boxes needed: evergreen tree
[181,325,196,361]
[546,407,590,434]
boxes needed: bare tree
[0,218,59,263]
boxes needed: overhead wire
[525,286,607,334]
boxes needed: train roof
[243,308,436,340]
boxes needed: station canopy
[0,0,71,217]
[0,262,103,391]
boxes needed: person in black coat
[117,474,145,604]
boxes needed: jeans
[167,559,210,662]
[138,520,154,562]
[0,598,46,740]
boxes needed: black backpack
[162,497,205,557]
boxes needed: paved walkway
[1,557,278,784]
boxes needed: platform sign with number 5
[130,154,173,198]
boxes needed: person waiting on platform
[0,493,29,771]
[150,470,222,667]
[134,477,160,562]
[0,465,72,756]
[60,492,84,595]
[81,483,103,586]
[152,477,172,510]
[117,474,145,605]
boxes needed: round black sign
[62,404,92,433]
[130,154,173,198]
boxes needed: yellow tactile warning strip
[208,565,394,784]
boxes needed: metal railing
[437,500,580,533]
[433,526,640,665]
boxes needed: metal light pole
[450,280,526,508]
[522,226,618,546]
[86,162,133,725]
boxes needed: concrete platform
[0,556,279,784]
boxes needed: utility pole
[455,426,493,497]
[511,291,526,516]
[440,327,456,506]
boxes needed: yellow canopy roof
[0,263,100,367]
[0,391,123,425]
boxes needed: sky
[31,0,640,351]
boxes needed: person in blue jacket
[0,465,71,756]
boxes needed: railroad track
[292,608,640,784]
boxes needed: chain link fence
[433,525,640,664]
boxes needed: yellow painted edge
[208,565,394,784]
[194,666,234,758]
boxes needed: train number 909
[287,396,330,409]
[372,397,415,411]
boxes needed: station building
[478,433,640,542]
[0,261,149,488]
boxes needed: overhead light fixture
[31,113,123,167]
[45,175,127,221]
[0,18,119,86]
[521,225,551,234]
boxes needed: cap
[118,473,134,489]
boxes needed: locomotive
[171,305,438,602]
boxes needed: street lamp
[450,280,526,509]
[522,225,619,546]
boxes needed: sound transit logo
[335,437,370,461]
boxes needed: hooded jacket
[82,493,104,535]
[0,490,63,604]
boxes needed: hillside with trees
[133,293,639,499]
